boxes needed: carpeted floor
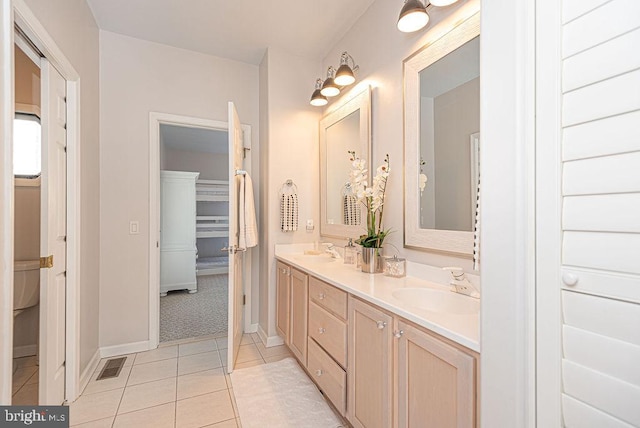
[160,274,228,343]
[230,358,344,428]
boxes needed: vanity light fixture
[310,78,328,107]
[397,0,459,33]
[334,52,359,86]
[320,66,341,97]
[310,52,360,106]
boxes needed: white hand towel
[239,173,258,248]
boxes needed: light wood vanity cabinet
[275,261,290,343]
[289,268,308,365]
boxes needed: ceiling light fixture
[309,52,360,107]
[310,78,328,106]
[320,66,341,97]
[397,0,459,33]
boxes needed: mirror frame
[403,13,479,256]
[320,86,371,239]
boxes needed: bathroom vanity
[275,245,480,428]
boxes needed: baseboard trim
[258,325,284,348]
[100,340,150,359]
[78,349,100,396]
[245,323,258,334]
[12,344,37,359]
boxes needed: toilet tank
[14,260,40,310]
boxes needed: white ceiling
[86,0,376,65]
[160,124,228,154]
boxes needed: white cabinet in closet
[195,179,230,276]
[160,170,200,296]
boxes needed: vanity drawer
[309,276,347,320]
[308,337,347,416]
[309,301,347,368]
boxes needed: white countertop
[275,244,480,353]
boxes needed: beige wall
[163,148,228,181]
[23,0,101,373]
[258,48,321,339]
[321,0,480,270]
[99,31,259,347]
[433,77,479,231]
[14,47,40,110]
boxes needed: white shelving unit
[196,180,230,276]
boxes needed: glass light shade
[429,0,459,6]
[397,0,430,33]
[310,89,328,106]
[320,78,340,97]
[335,64,356,86]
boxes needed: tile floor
[69,333,292,427]
[12,355,39,405]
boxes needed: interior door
[226,102,245,372]
[39,58,66,405]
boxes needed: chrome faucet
[322,243,341,259]
[442,267,480,299]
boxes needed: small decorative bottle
[343,238,357,265]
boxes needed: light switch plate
[129,221,139,235]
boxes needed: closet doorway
[148,113,253,349]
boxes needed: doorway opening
[159,124,230,343]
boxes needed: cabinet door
[275,262,290,343]
[289,268,308,366]
[396,320,476,428]
[348,297,393,428]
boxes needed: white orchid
[348,151,391,248]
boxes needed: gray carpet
[160,274,228,343]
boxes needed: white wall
[258,47,321,340]
[99,31,260,348]
[321,0,480,270]
[22,0,101,374]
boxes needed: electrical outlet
[306,219,314,231]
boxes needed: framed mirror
[404,13,480,255]
[320,86,371,239]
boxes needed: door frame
[0,0,82,404]
[149,111,252,349]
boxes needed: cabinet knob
[376,321,387,330]
[318,292,326,300]
[318,327,326,334]
[315,369,323,376]
[394,330,404,338]
[562,272,579,287]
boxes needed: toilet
[14,260,40,318]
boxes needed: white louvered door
[537,0,640,426]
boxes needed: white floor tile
[234,360,264,370]
[177,368,227,400]
[240,335,253,346]
[204,418,238,427]
[12,366,38,393]
[83,365,132,396]
[176,390,235,428]
[178,351,221,376]
[215,337,228,350]
[255,342,290,359]
[69,388,123,426]
[179,338,217,357]
[70,416,115,428]
[117,377,176,414]
[249,333,260,344]
[236,344,261,364]
[14,355,38,369]
[134,345,178,365]
[220,349,228,367]
[127,358,177,386]
[25,369,39,385]
[113,402,175,428]
[263,353,292,364]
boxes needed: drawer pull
[315,369,323,376]
[394,330,404,338]
[376,321,387,330]
[318,327,326,334]
[318,292,326,300]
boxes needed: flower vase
[361,247,384,273]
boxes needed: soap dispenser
[344,238,357,265]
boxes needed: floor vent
[96,357,127,381]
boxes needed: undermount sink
[392,288,479,315]
[294,254,337,264]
